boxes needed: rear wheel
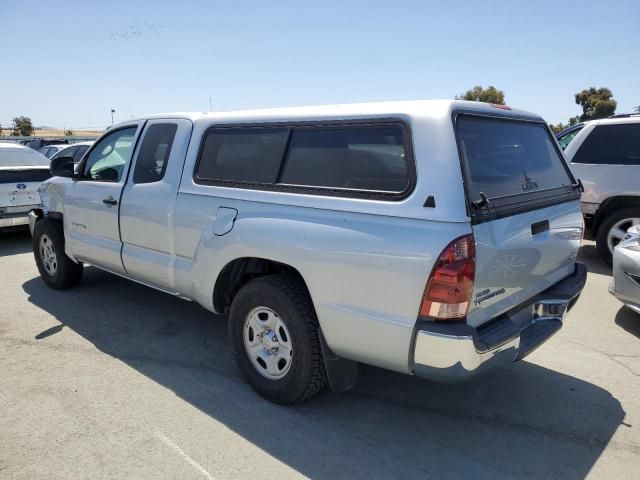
[596,208,640,264]
[229,274,327,404]
[32,218,83,289]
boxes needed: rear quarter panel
[172,194,470,373]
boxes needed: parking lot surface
[1,229,639,479]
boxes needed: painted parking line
[154,430,216,480]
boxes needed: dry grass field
[1,129,103,138]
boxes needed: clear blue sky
[1,0,638,129]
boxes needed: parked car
[556,122,584,150]
[609,225,640,314]
[30,100,587,404]
[38,144,68,158]
[0,142,51,229]
[49,141,94,166]
[26,138,68,151]
[563,114,640,263]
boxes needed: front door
[63,124,141,273]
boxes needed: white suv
[30,100,586,403]
[562,114,640,263]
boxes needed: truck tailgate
[455,113,582,327]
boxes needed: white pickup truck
[31,100,587,404]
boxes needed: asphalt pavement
[1,229,638,479]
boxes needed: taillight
[419,234,475,321]
[490,104,512,110]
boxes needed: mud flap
[319,330,359,393]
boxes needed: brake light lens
[419,234,476,321]
[490,104,512,110]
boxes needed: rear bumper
[412,262,587,382]
[0,214,30,228]
[0,204,39,228]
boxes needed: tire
[32,218,83,289]
[596,208,640,265]
[229,274,327,404]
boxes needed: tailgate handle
[531,220,549,235]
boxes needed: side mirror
[50,156,75,178]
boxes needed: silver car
[610,225,640,314]
[563,114,640,264]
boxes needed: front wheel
[32,218,83,289]
[596,208,640,265]
[229,274,327,404]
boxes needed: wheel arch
[593,195,640,235]
[213,257,309,316]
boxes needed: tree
[634,105,640,113]
[550,115,582,134]
[12,116,34,136]
[574,87,616,121]
[456,85,505,105]
[549,123,566,134]
[0,124,3,136]
[64,129,74,136]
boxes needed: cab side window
[133,123,178,184]
[83,127,137,182]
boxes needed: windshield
[0,147,50,167]
[457,116,573,201]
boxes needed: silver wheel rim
[243,306,293,380]
[39,234,58,275]
[607,217,640,254]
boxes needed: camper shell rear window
[455,114,579,221]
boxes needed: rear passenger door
[120,119,192,290]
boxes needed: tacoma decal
[474,288,506,306]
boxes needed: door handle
[102,196,118,206]
[531,219,549,235]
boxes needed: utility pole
[110,109,116,125]
[209,97,213,112]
